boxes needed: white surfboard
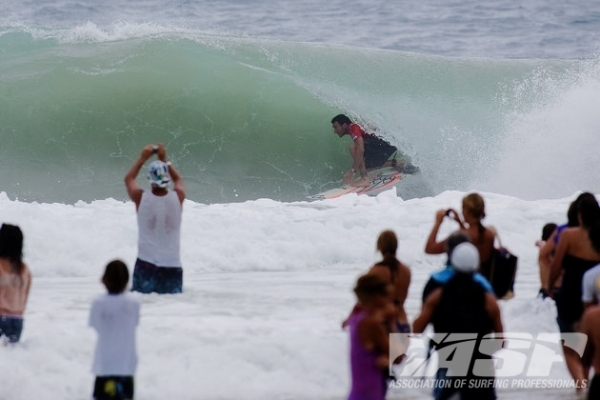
[308,166,403,200]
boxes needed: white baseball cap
[450,242,480,273]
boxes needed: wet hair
[375,230,400,280]
[102,259,130,294]
[445,231,470,258]
[589,223,600,255]
[0,224,25,275]
[578,195,600,230]
[568,192,597,227]
[462,193,486,220]
[354,273,388,304]
[541,223,557,241]
[462,193,486,242]
[566,201,579,227]
[331,114,352,125]
[377,230,398,257]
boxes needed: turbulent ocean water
[4,2,600,400]
[2,1,600,203]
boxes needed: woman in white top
[0,223,32,343]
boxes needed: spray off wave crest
[476,60,600,199]
[0,23,598,204]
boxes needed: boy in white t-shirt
[89,260,140,400]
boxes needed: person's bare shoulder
[484,227,497,243]
[581,306,600,339]
[369,265,392,282]
[583,306,600,323]
[398,262,411,281]
[561,227,579,238]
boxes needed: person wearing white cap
[421,231,494,303]
[124,143,186,294]
[413,242,503,400]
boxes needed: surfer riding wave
[331,114,418,187]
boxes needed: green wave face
[0,31,582,203]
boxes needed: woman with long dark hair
[548,193,600,391]
[0,223,32,343]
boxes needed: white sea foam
[0,189,585,399]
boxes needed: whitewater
[0,189,590,399]
[3,0,600,399]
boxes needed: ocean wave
[0,30,598,203]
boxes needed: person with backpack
[413,242,504,400]
[424,193,496,282]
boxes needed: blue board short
[131,258,183,294]
[0,315,23,343]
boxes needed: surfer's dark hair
[331,114,352,125]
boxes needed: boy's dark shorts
[93,376,134,400]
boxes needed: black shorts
[589,375,600,400]
[93,376,134,400]
[131,258,183,294]
[363,136,397,169]
[0,315,23,343]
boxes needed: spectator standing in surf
[419,234,495,400]
[536,222,557,299]
[422,231,493,302]
[346,273,394,400]
[414,242,504,400]
[0,224,32,344]
[343,230,411,333]
[540,193,596,296]
[582,223,600,309]
[125,143,186,294]
[580,255,600,400]
[547,193,600,390]
[424,192,496,279]
[331,114,398,187]
[89,260,140,400]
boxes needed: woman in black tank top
[548,194,600,391]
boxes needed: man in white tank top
[124,143,186,294]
